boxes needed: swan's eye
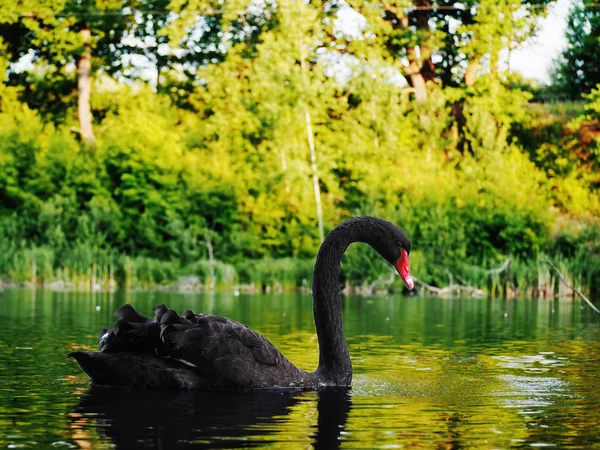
[397,242,410,255]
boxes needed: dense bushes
[1,41,599,294]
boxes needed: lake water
[1,288,599,449]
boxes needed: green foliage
[239,258,314,291]
[553,222,600,298]
[552,4,600,99]
[0,0,598,297]
[510,95,600,216]
[583,85,600,118]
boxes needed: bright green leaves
[0,0,597,293]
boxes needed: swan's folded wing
[160,316,282,369]
[100,319,159,353]
[236,325,281,365]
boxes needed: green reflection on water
[0,289,599,449]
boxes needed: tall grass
[0,245,237,292]
[0,222,597,297]
[238,258,314,291]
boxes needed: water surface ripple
[1,290,599,448]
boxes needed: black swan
[69,216,413,390]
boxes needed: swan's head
[360,217,414,291]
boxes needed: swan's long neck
[312,221,365,385]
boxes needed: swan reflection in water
[70,386,352,449]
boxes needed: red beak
[394,249,414,290]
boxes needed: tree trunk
[409,72,428,103]
[299,35,325,242]
[77,27,95,145]
[405,49,428,103]
[465,56,480,87]
[411,0,432,102]
[304,107,325,242]
[31,258,37,287]
[205,231,216,291]
[109,258,114,290]
[489,36,501,79]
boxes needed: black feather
[114,304,150,323]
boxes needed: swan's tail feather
[68,351,128,386]
[70,305,214,388]
[114,304,151,323]
[182,309,208,324]
[68,351,205,388]
[182,309,196,321]
[99,319,160,354]
[153,304,168,322]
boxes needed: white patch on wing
[174,358,197,368]
[100,332,109,341]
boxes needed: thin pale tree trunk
[405,1,430,103]
[403,46,428,103]
[304,107,324,242]
[489,35,502,79]
[405,56,430,126]
[406,61,428,102]
[109,258,114,290]
[78,28,95,145]
[299,36,324,242]
[465,55,480,87]
[280,147,287,171]
[205,231,216,291]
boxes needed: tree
[552,3,600,99]
[341,0,553,100]
[0,1,171,144]
[181,0,339,255]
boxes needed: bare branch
[545,260,599,314]
[412,276,486,297]
[487,257,511,274]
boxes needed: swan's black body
[69,216,412,390]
